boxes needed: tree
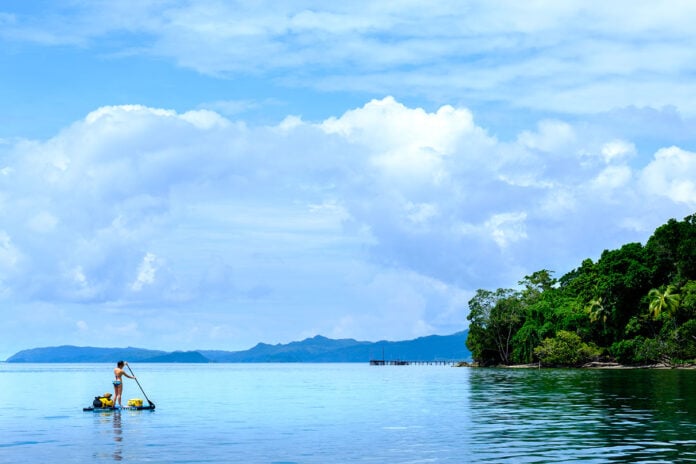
[648,286,680,319]
[466,289,501,365]
[645,214,696,285]
[519,269,556,302]
[558,259,599,304]
[678,215,696,281]
[466,288,522,365]
[586,296,609,328]
[646,218,682,285]
[679,281,696,321]
[488,292,524,364]
[592,242,652,336]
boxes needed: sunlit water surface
[1,363,696,463]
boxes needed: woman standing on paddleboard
[113,361,135,408]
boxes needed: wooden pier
[369,360,455,366]
[369,347,457,366]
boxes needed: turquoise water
[1,363,696,463]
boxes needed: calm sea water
[1,363,696,463]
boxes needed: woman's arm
[121,362,136,379]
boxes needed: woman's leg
[116,384,123,406]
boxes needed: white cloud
[641,146,696,206]
[486,212,529,249]
[6,2,696,114]
[84,104,174,125]
[179,109,229,130]
[322,97,476,150]
[1,97,695,350]
[601,140,635,164]
[591,165,632,191]
[131,252,159,292]
[518,120,576,153]
[321,97,489,190]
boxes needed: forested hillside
[466,214,696,367]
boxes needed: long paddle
[127,364,155,408]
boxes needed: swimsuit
[113,380,122,386]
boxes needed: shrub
[534,330,600,367]
[637,338,667,364]
[609,336,661,364]
[610,338,642,364]
[673,319,696,362]
[611,334,691,365]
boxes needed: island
[465,214,696,368]
[4,331,471,363]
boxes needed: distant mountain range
[4,331,470,363]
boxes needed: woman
[113,360,136,408]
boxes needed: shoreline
[454,361,696,369]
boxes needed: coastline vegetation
[466,214,696,368]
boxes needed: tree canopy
[466,214,696,367]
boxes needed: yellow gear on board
[99,397,115,407]
[127,398,143,407]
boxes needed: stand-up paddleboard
[83,405,155,412]
[85,363,156,412]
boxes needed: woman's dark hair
[117,361,125,368]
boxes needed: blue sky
[1,1,696,359]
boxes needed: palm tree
[648,286,680,319]
[586,296,609,329]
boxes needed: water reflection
[467,368,696,462]
[91,411,124,462]
[112,412,122,461]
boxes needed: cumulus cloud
[591,165,633,191]
[641,146,696,206]
[322,97,482,186]
[601,140,636,164]
[0,97,694,349]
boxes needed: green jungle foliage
[466,214,696,367]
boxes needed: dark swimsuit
[113,380,122,386]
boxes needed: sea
[1,363,696,463]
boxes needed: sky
[1,1,696,359]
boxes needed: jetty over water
[369,359,455,366]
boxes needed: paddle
[127,364,156,409]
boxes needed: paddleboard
[83,405,155,412]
